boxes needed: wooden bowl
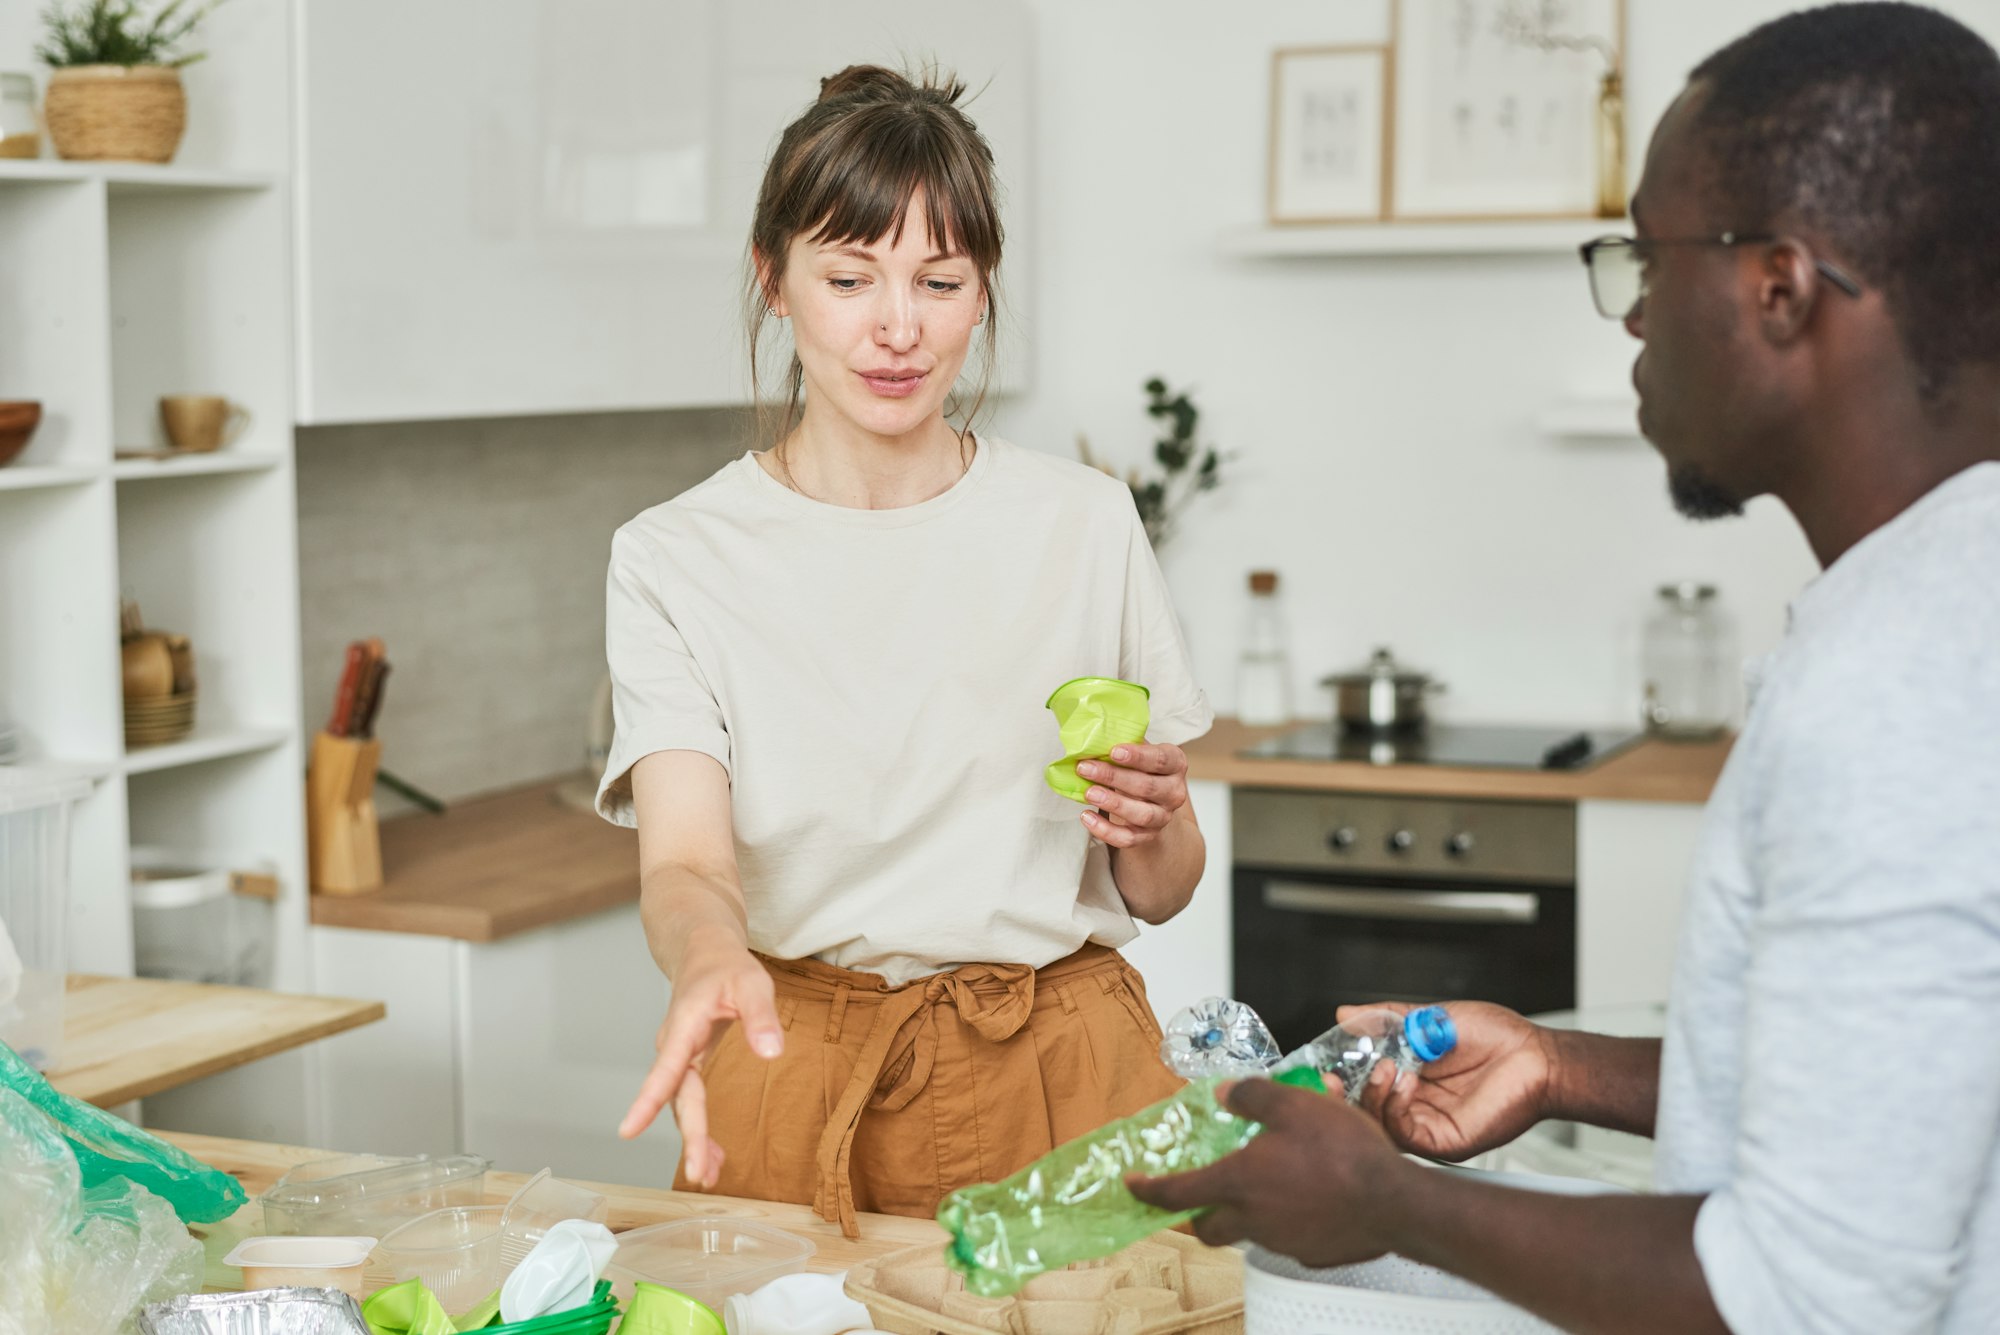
[0,400,42,467]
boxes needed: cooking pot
[1320,647,1445,733]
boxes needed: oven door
[1231,865,1576,1053]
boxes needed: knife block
[308,731,383,895]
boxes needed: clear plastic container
[1641,581,1737,739]
[223,1235,377,1298]
[0,770,91,1072]
[499,1168,610,1269]
[1236,570,1293,727]
[130,846,273,986]
[260,1152,491,1237]
[605,1218,815,1313]
[374,1204,506,1313]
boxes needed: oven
[1231,787,1576,1052]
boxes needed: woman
[596,64,1213,1238]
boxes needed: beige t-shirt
[595,436,1213,984]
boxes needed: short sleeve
[1117,505,1213,747]
[594,524,731,826]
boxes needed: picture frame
[1389,0,1627,221]
[1267,45,1392,225]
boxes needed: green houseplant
[1077,377,1226,551]
[36,0,229,163]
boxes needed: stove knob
[1326,827,1357,852]
[1387,829,1415,854]
[1445,832,1476,858]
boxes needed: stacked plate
[126,689,197,748]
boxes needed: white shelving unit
[1218,218,1616,260]
[0,156,307,1037]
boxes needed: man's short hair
[1689,3,2000,403]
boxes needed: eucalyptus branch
[1495,0,1617,71]
[1076,377,1228,552]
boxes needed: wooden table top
[310,779,641,943]
[1185,717,1732,805]
[50,974,385,1107]
[161,1130,946,1292]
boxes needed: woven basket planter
[45,64,186,163]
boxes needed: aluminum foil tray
[138,1287,369,1335]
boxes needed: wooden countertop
[162,1130,946,1292]
[1186,718,1732,804]
[310,779,640,943]
[50,975,384,1107]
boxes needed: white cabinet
[312,907,681,1184]
[1575,799,1707,1009]
[293,0,1033,424]
[1119,779,1233,1024]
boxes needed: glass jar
[1236,570,1292,727]
[0,73,39,160]
[1641,582,1735,739]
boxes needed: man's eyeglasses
[1578,233,1863,321]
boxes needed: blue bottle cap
[1404,1006,1457,1062]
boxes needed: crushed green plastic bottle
[939,1005,1458,1296]
[939,1067,1324,1297]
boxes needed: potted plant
[1077,377,1227,551]
[36,0,228,164]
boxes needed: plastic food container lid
[225,1235,377,1269]
[262,1152,491,1211]
[606,1217,815,1296]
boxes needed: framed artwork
[1389,0,1626,220]
[1267,45,1391,224]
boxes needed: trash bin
[0,769,91,1071]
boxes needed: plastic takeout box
[374,1203,507,1314]
[500,1167,610,1268]
[605,1217,815,1312]
[259,1151,490,1236]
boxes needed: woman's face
[772,190,986,444]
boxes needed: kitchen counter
[51,975,384,1107]
[162,1130,952,1292]
[310,779,638,942]
[1185,718,1732,805]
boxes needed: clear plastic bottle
[1235,571,1292,727]
[938,1006,1457,1296]
[1641,582,1736,739]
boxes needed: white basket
[1246,1248,1562,1334]
[1244,1166,1628,1334]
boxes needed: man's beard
[1667,464,1745,520]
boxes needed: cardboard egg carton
[845,1230,1243,1335]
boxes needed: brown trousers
[676,943,1184,1238]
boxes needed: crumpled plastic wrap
[1159,996,1282,1079]
[0,1083,204,1335]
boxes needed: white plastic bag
[0,1086,202,1335]
[0,913,22,1009]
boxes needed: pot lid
[1319,646,1437,688]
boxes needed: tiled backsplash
[297,408,747,809]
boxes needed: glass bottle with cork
[1236,570,1292,727]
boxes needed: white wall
[992,0,2000,728]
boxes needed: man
[1129,5,2000,1332]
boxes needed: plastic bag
[0,1039,246,1223]
[0,1084,203,1335]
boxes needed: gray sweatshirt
[1656,461,2000,1333]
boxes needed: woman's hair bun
[817,62,966,106]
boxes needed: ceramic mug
[159,395,251,453]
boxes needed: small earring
[976,309,986,325]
